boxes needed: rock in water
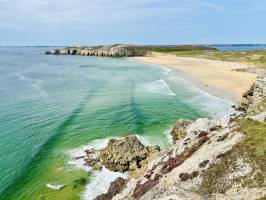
[100,136,154,172]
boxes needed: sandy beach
[132,53,257,103]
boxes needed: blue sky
[0,0,266,45]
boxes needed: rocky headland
[45,44,149,57]
[45,44,217,58]
[74,75,266,200]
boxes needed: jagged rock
[45,51,51,55]
[100,136,159,172]
[93,177,128,200]
[171,119,193,143]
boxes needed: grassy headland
[149,45,266,69]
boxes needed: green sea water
[0,47,233,200]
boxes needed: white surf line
[67,137,127,200]
[158,79,176,96]
[81,167,127,200]
[145,62,235,117]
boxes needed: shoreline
[131,53,257,103]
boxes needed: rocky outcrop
[45,45,149,57]
[100,136,160,172]
[237,75,266,112]
[171,119,193,143]
[110,116,245,200]
[82,136,160,173]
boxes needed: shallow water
[0,47,233,199]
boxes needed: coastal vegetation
[151,47,266,69]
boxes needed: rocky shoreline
[72,74,266,200]
[45,44,217,58]
[45,45,149,57]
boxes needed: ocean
[210,44,266,51]
[0,47,233,200]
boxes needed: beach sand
[132,53,257,103]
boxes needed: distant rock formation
[45,44,149,57]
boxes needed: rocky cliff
[77,74,266,200]
[45,45,149,57]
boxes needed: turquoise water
[0,47,233,200]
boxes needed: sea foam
[81,167,127,200]
[67,137,128,200]
[143,79,176,96]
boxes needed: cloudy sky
[0,0,266,45]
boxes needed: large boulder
[100,136,159,172]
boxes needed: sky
[0,0,266,46]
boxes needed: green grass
[198,105,266,196]
[248,97,266,116]
[238,119,266,157]
[152,48,266,69]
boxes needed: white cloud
[0,0,226,28]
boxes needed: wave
[166,75,235,118]
[67,137,127,200]
[82,167,127,200]
[158,79,176,96]
[142,79,176,96]
[46,183,64,191]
